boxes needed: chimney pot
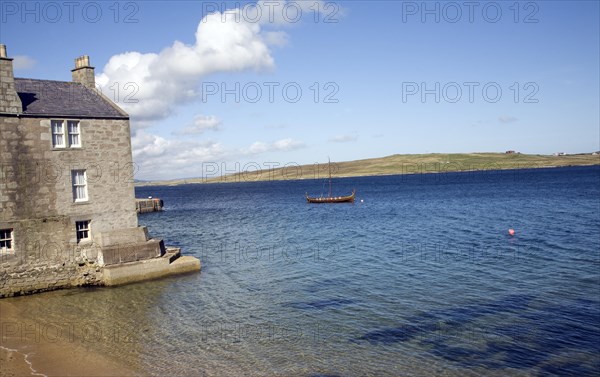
[0,44,7,58]
[74,55,91,69]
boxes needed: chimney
[0,44,23,114]
[71,55,96,89]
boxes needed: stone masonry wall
[0,58,22,114]
[1,117,137,228]
[0,215,104,297]
[0,115,142,297]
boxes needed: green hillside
[136,152,600,186]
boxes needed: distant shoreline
[135,152,600,187]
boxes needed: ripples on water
[8,166,600,376]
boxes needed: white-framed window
[52,119,81,148]
[72,170,88,202]
[0,229,13,253]
[51,120,65,148]
[76,221,90,243]
[68,121,81,147]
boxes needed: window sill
[73,200,92,205]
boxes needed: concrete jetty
[136,198,164,213]
[103,247,200,286]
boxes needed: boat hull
[306,190,355,203]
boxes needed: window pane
[67,121,80,147]
[0,229,12,250]
[68,121,78,133]
[72,170,87,201]
[69,133,80,146]
[76,221,90,242]
[52,121,64,147]
[52,120,63,133]
[75,171,85,185]
[77,185,86,199]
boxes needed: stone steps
[163,247,181,264]
[103,249,200,286]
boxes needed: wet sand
[0,346,37,377]
[0,299,138,377]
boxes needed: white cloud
[262,31,290,47]
[329,134,357,143]
[179,114,222,135]
[106,2,330,180]
[245,138,305,154]
[132,132,305,180]
[12,55,36,70]
[96,10,276,128]
[132,130,228,180]
[498,116,518,124]
[248,141,269,154]
[132,131,171,158]
[273,138,305,150]
[96,1,331,130]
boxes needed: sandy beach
[0,299,138,377]
[0,346,38,377]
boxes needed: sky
[1,1,599,180]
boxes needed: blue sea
[7,166,600,376]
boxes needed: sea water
[5,166,600,376]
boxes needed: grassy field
[136,153,600,186]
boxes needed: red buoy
[508,229,515,236]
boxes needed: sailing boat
[306,158,355,203]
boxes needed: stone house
[0,45,199,297]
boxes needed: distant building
[0,45,198,297]
[553,152,566,156]
[505,150,516,154]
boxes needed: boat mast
[328,157,332,198]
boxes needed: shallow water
[5,166,600,376]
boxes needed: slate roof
[14,78,128,119]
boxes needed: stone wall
[72,68,96,90]
[0,114,163,297]
[0,243,103,297]
[1,116,138,228]
[0,57,22,114]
